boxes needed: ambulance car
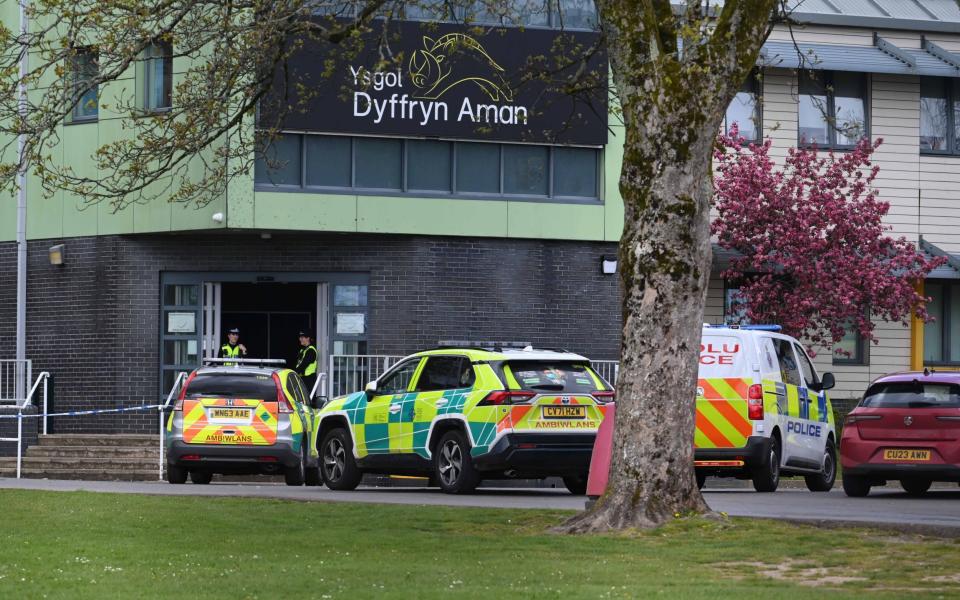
[314,344,614,494]
[695,324,837,492]
[164,361,320,485]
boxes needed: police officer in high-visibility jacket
[218,327,247,366]
[294,330,318,396]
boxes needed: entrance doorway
[220,282,315,366]
[160,272,369,399]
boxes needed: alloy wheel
[324,437,345,482]
[438,440,462,487]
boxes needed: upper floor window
[798,71,867,149]
[724,71,761,142]
[144,41,173,111]
[71,47,99,122]
[920,77,960,155]
[316,1,598,30]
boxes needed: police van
[695,324,837,492]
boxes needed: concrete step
[26,445,159,459]
[0,456,159,470]
[0,467,159,481]
[38,434,156,448]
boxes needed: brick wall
[0,232,622,434]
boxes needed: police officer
[294,330,318,395]
[219,327,247,365]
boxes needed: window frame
[375,358,423,395]
[70,46,100,123]
[143,40,174,113]
[255,133,603,204]
[924,280,960,367]
[919,77,960,156]
[832,325,868,366]
[723,69,763,143]
[413,355,475,392]
[797,70,870,150]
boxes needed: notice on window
[167,312,196,334]
[336,313,365,335]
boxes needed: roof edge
[791,12,960,35]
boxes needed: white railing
[590,360,620,387]
[329,354,403,398]
[1,371,48,478]
[0,359,30,405]
[326,354,621,398]
[158,371,186,481]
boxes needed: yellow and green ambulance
[315,345,614,494]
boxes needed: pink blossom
[713,127,946,354]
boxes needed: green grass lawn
[0,490,958,599]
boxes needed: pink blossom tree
[712,130,946,352]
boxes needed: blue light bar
[706,324,782,332]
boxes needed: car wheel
[285,444,307,486]
[842,473,871,497]
[321,429,362,491]
[696,471,706,490]
[166,464,187,485]
[804,439,837,492]
[563,474,588,496]
[752,436,781,493]
[901,479,932,496]
[190,470,213,485]
[434,430,480,494]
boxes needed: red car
[841,370,960,497]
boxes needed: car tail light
[174,371,197,411]
[845,413,882,425]
[258,456,279,463]
[181,454,201,461]
[747,384,764,420]
[592,390,615,404]
[479,390,536,406]
[273,373,294,413]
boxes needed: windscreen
[185,374,278,401]
[861,381,960,408]
[505,362,602,393]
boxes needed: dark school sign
[266,21,608,146]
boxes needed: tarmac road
[2,477,960,531]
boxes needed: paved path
[2,478,959,530]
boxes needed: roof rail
[705,324,782,332]
[435,340,535,352]
[201,358,287,367]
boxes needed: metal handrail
[0,371,47,478]
[158,372,186,481]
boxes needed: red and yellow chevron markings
[695,378,754,449]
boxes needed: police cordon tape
[0,405,163,419]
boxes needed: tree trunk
[556,0,778,533]
[558,119,716,532]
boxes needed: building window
[315,0,599,29]
[920,78,960,154]
[255,135,301,187]
[833,322,867,366]
[723,284,749,324]
[71,47,99,121]
[144,41,173,111]
[923,281,960,365]
[798,71,867,149]
[724,70,761,142]
[255,133,601,202]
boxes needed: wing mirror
[364,380,378,398]
[811,372,836,392]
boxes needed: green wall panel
[507,201,605,241]
[357,196,509,238]
[604,125,625,242]
[254,191,357,232]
